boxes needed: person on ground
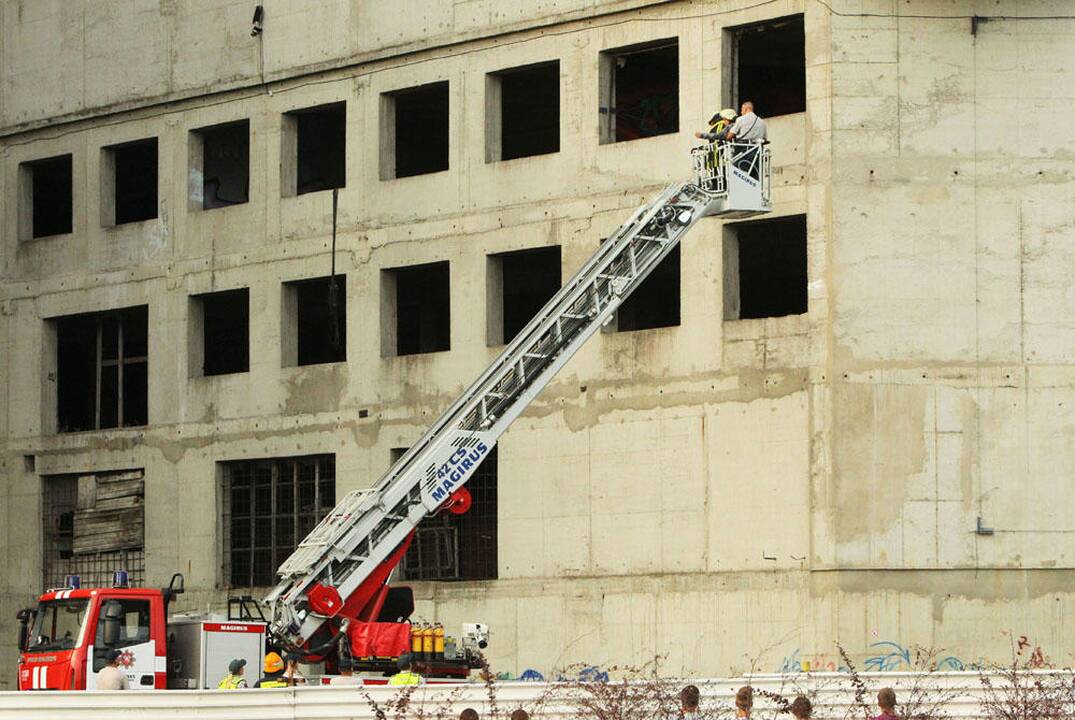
[459,710,480,720]
[680,683,702,719]
[218,658,248,689]
[725,101,768,142]
[735,685,753,718]
[253,652,289,688]
[790,694,813,720]
[388,653,424,686]
[95,649,130,690]
[695,108,737,143]
[873,687,898,720]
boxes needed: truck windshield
[27,599,89,652]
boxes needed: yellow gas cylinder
[410,624,423,657]
[421,624,434,658]
[433,624,445,659]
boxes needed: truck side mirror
[16,608,32,652]
[102,602,124,646]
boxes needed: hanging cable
[328,187,341,350]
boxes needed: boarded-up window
[43,470,145,589]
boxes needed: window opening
[55,306,148,432]
[597,241,680,333]
[23,154,73,238]
[109,138,158,225]
[383,262,450,356]
[195,288,250,376]
[285,276,346,366]
[222,455,335,588]
[488,62,560,162]
[600,39,679,143]
[730,15,805,117]
[488,246,561,345]
[287,102,346,195]
[194,120,250,209]
[724,214,808,320]
[383,82,449,179]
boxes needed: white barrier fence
[0,671,1067,719]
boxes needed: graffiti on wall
[777,641,977,673]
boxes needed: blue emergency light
[112,570,129,588]
[63,574,81,589]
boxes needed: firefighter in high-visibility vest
[217,658,248,689]
[253,652,289,688]
[388,653,424,686]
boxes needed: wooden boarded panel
[72,470,144,554]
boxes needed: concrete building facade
[1,0,1073,686]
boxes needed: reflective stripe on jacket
[218,674,247,689]
[388,670,423,686]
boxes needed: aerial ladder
[265,141,773,666]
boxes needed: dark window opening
[293,102,346,195]
[43,470,146,590]
[399,446,497,581]
[197,120,249,209]
[491,246,561,344]
[726,214,807,320]
[732,15,805,117]
[493,62,560,161]
[112,139,158,225]
[387,262,450,356]
[615,245,680,332]
[26,154,73,238]
[197,289,250,376]
[55,306,148,432]
[388,82,449,178]
[601,39,679,143]
[289,276,346,366]
[222,455,335,588]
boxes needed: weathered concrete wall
[0,0,675,133]
[1,0,1074,690]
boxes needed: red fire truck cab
[16,573,185,691]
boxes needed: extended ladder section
[266,143,773,649]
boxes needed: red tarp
[349,621,411,658]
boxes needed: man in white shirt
[725,101,768,142]
[96,649,130,690]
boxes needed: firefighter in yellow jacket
[217,658,248,689]
[388,653,424,686]
[253,652,290,688]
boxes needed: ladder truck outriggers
[16,142,771,691]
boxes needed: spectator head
[228,658,246,675]
[790,694,812,719]
[878,687,897,712]
[459,710,480,720]
[680,684,701,711]
[510,710,530,720]
[736,685,754,713]
[740,100,755,115]
[397,653,413,671]
[105,649,122,666]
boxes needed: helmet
[264,652,285,674]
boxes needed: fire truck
[16,142,770,691]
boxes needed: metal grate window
[42,474,145,589]
[222,455,336,588]
[399,446,498,581]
